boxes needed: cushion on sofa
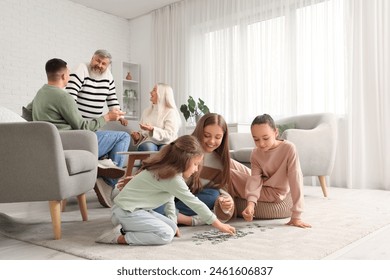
[277,123,295,137]
[0,106,27,123]
[232,148,253,164]
[22,106,33,121]
[64,150,97,175]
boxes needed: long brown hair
[191,113,231,189]
[141,135,203,180]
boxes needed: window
[189,0,345,123]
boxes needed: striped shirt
[66,63,120,119]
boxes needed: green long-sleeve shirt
[29,84,106,131]
[114,170,217,224]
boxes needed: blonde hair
[144,83,181,128]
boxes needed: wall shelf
[112,61,141,120]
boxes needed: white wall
[129,14,153,115]
[0,0,131,113]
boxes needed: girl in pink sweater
[242,114,311,228]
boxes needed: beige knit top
[245,140,304,219]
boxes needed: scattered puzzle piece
[192,229,254,245]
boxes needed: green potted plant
[180,96,210,122]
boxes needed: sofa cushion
[277,123,295,137]
[229,132,253,151]
[21,106,33,121]
[232,147,253,163]
[64,150,97,175]
[0,106,27,123]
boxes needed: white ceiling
[68,0,182,20]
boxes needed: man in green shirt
[28,58,130,208]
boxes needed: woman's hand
[130,131,140,141]
[241,202,255,222]
[139,123,154,132]
[286,218,312,228]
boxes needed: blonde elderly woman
[131,83,181,151]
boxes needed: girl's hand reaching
[286,218,312,228]
[212,219,236,235]
[241,202,255,222]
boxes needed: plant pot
[188,116,196,126]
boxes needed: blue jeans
[96,130,130,187]
[138,141,165,151]
[176,188,219,216]
[154,188,220,216]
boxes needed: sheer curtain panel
[151,0,390,190]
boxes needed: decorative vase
[126,72,132,80]
[188,116,196,126]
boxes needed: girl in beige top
[242,114,311,228]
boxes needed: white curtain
[151,0,390,190]
[343,0,390,190]
[153,0,344,123]
[151,2,188,98]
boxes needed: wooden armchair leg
[318,176,328,197]
[49,200,62,240]
[77,193,88,221]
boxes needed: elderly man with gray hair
[66,50,130,208]
[66,49,126,124]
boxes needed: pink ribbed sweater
[245,140,304,219]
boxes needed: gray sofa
[0,106,98,239]
[229,113,338,197]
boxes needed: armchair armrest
[283,122,336,176]
[59,130,98,157]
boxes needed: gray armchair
[0,121,98,239]
[229,113,338,197]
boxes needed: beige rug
[1,187,390,260]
